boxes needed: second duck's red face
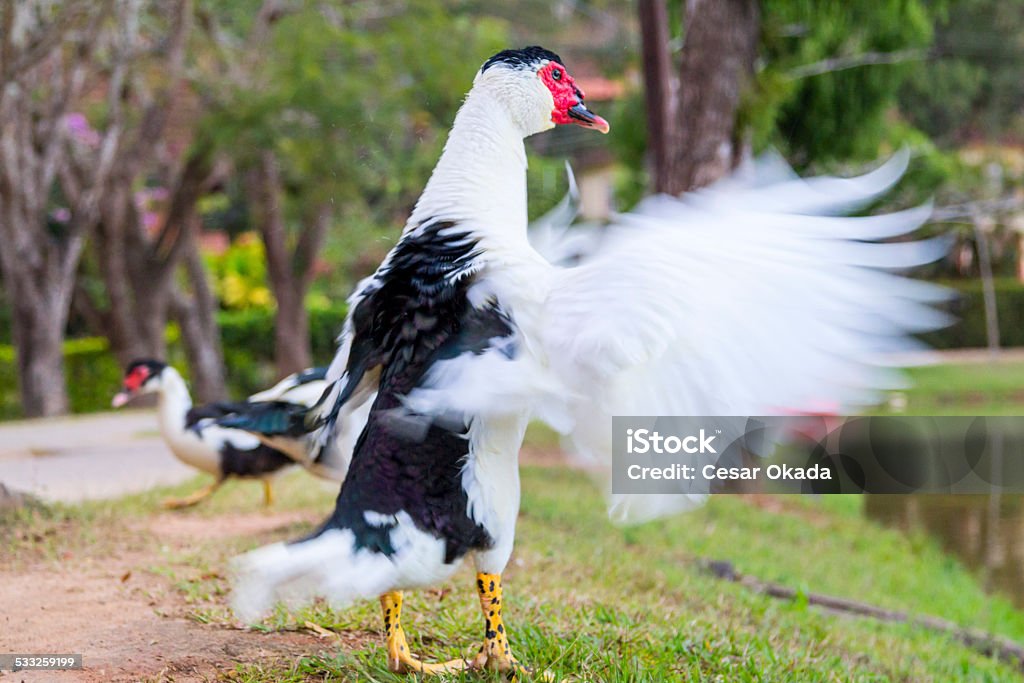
[112,359,167,408]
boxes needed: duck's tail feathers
[230,528,397,622]
[230,511,452,623]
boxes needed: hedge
[2,280,1024,420]
[218,304,347,396]
[919,278,1024,349]
[0,338,123,421]
[0,303,348,421]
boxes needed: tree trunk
[248,153,329,377]
[54,0,194,372]
[672,0,760,192]
[9,287,69,416]
[638,0,761,195]
[70,147,215,375]
[274,286,312,375]
[171,238,226,402]
[638,0,679,194]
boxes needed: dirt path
[0,510,368,683]
[0,411,575,681]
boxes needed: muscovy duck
[111,360,338,508]
[226,46,948,676]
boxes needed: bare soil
[0,511,369,683]
[0,439,574,682]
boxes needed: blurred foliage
[606,88,650,210]
[0,338,122,421]
[601,0,1024,234]
[0,303,349,420]
[218,303,348,395]
[608,0,945,210]
[900,0,1024,144]
[755,0,934,164]
[203,233,273,311]
[196,0,512,296]
[0,297,8,346]
[920,278,1024,349]
[0,345,15,419]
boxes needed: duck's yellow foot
[380,591,471,675]
[161,478,223,509]
[470,572,554,682]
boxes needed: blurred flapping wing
[413,151,953,522]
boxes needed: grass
[4,463,1023,682]
[874,359,1024,416]
[4,359,1024,680]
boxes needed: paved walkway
[0,410,194,503]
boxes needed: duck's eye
[552,68,562,81]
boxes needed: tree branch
[931,196,1024,223]
[704,559,1024,672]
[149,149,214,290]
[0,3,111,86]
[293,202,331,290]
[786,48,927,80]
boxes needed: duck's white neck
[155,369,193,437]
[407,89,530,237]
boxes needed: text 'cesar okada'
[615,415,1024,495]
[623,427,832,483]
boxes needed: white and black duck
[112,359,340,508]
[222,46,948,677]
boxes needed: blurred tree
[759,0,933,164]
[637,0,934,193]
[60,0,228,401]
[198,0,508,376]
[0,2,116,416]
[900,0,1024,145]
[244,151,327,373]
[637,0,676,194]
[639,0,760,194]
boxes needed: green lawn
[874,359,1024,416]
[5,462,1023,682]
[4,359,1024,680]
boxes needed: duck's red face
[537,61,609,134]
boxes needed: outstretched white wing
[411,151,952,522]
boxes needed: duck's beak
[567,102,610,134]
[111,391,131,408]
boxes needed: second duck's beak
[567,102,610,134]
[111,391,132,408]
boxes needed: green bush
[64,338,125,416]
[0,303,348,420]
[217,303,347,396]
[920,278,1024,349]
[0,337,123,421]
[0,345,16,419]
[217,308,279,396]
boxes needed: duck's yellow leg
[469,573,554,681]
[262,479,274,507]
[380,591,470,675]
[469,573,527,676]
[162,478,223,509]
